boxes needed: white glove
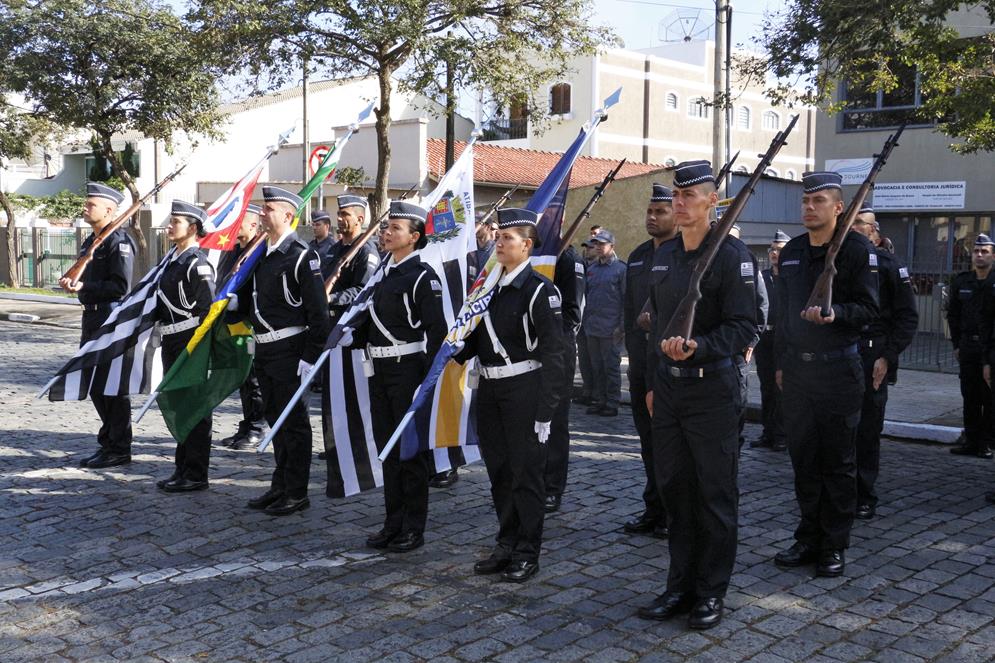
[227,294,239,311]
[534,421,551,444]
[297,360,314,386]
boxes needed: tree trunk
[98,133,147,255]
[372,63,394,223]
[0,189,18,286]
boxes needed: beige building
[480,41,816,180]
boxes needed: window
[687,97,709,119]
[764,167,779,178]
[841,62,932,130]
[664,157,677,168]
[549,83,571,116]
[762,111,780,131]
[735,165,749,173]
[785,169,797,180]
[665,92,678,111]
[736,106,751,130]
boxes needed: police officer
[773,172,879,578]
[582,229,626,416]
[454,208,566,583]
[543,228,586,513]
[622,183,676,538]
[948,234,995,459]
[753,230,790,451]
[218,205,268,450]
[60,183,135,469]
[852,206,918,518]
[233,186,330,515]
[308,209,337,279]
[636,161,756,630]
[327,194,380,325]
[353,201,447,552]
[153,201,217,492]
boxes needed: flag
[199,163,265,268]
[44,249,174,401]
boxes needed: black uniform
[309,234,338,280]
[623,238,668,525]
[327,237,380,323]
[219,243,265,441]
[737,254,769,448]
[774,231,879,551]
[454,263,566,563]
[544,246,585,500]
[948,269,995,453]
[350,253,447,536]
[236,233,330,499]
[78,227,135,457]
[754,268,785,448]
[155,247,216,480]
[647,231,756,599]
[856,249,917,507]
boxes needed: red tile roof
[426,139,666,189]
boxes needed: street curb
[0,292,79,305]
[882,421,961,444]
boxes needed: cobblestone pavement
[2,319,995,662]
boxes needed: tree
[0,104,47,286]
[739,1,995,153]
[189,0,616,216]
[0,0,227,251]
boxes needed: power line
[615,0,766,15]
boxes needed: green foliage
[9,190,87,220]
[334,166,366,188]
[740,1,995,153]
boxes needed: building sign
[825,158,873,185]
[872,181,966,210]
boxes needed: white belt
[255,326,306,344]
[480,359,541,380]
[158,317,200,336]
[368,341,427,359]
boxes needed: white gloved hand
[227,294,239,311]
[297,359,314,386]
[534,421,551,444]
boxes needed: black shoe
[688,598,723,630]
[230,431,259,451]
[855,503,875,520]
[749,436,771,449]
[636,591,696,621]
[623,511,660,534]
[247,488,284,510]
[985,491,995,505]
[951,444,979,456]
[79,450,104,467]
[366,528,400,549]
[771,440,787,452]
[573,395,592,405]
[652,524,670,539]
[500,560,539,583]
[156,472,181,489]
[774,541,819,568]
[219,432,245,448]
[585,404,603,415]
[387,532,424,553]
[597,407,619,417]
[162,478,209,493]
[264,495,310,516]
[544,494,561,513]
[316,451,327,460]
[978,448,994,459]
[816,549,845,577]
[86,453,131,469]
[473,555,511,575]
[428,469,459,489]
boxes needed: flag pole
[255,349,330,453]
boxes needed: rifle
[558,159,626,256]
[477,184,519,226]
[714,150,740,191]
[63,163,187,286]
[805,124,906,316]
[662,114,800,344]
[323,182,417,295]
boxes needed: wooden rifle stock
[63,163,188,284]
[558,159,626,256]
[662,114,800,343]
[804,123,906,316]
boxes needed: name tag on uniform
[781,259,800,267]
[652,265,669,272]
[629,260,644,268]
[430,279,443,291]
[309,258,321,272]
[196,265,212,276]
[548,295,561,308]
[741,261,754,277]
[960,289,972,295]
[119,243,131,254]
[899,267,909,279]
[574,262,584,274]
[868,252,878,267]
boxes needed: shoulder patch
[309,258,321,272]
[548,294,561,309]
[652,265,669,272]
[574,262,584,274]
[119,242,131,254]
[868,252,878,267]
[899,267,909,279]
[430,279,443,292]
[781,259,800,267]
[196,264,212,276]
[628,260,644,268]
[741,261,754,278]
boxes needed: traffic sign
[309,145,334,180]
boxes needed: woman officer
[454,208,566,583]
[357,201,447,553]
[154,201,216,493]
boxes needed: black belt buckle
[800,352,816,362]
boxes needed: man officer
[622,183,676,538]
[326,194,380,325]
[61,183,135,468]
[309,209,337,279]
[773,172,879,578]
[752,230,790,451]
[851,206,918,518]
[232,186,330,515]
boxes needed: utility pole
[711,0,729,196]
[445,57,455,171]
[302,56,311,220]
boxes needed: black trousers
[162,336,212,482]
[782,354,863,550]
[754,331,784,445]
[626,333,665,521]
[256,344,312,499]
[959,354,992,450]
[238,365,266,435]
[477,372,546,563]
[370,356,429,535]
[82,311,132,455]
[544,330,576,497]
[856,348,888,507]
[652,364,740,598]
[735,354,749,447]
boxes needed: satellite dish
[658,9,713,43]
